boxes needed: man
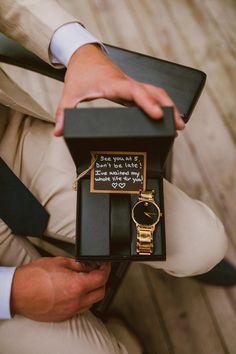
[0,1,227,353]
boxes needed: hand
[55,44,185,136]
[11,257,111,322]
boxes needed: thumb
[62,258,95,273]
[54,93,77,137]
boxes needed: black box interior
[64,106,175,261]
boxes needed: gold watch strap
[137,226,154,255]
[139,190,154,200]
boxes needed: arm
[0,0,78,64]
[11,258,111,322]
[54,43,185,136]
[0,0,185,132]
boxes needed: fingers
[131,85,164,119]
[55,94,73,137]
[79,262,111,292]
[54,106,65,137]
[73,263,111,311]
[81,286,106,309]
[55,74,185,136]
[53,257,87,272]
[132,83,185,130]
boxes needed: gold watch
[132,190,161,255]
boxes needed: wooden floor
[4,0,236,353]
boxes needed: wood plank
[164,0,236,141]
[110,263,173,354]
[126,0,194,63]
[144,266,227,354]
[88,0,149,52]
[204,0,236,58]
[202,285,236,354]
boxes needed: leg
[142,179,228,277]
[0,110,127,354]
[0,222,126,354]
[0,311,126,354]
[165,151,235,285]
[0,109,76,244]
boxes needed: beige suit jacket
[0,0,78,124]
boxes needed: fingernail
[55,120,63,135]
[55,120,61,129]
[179,119,185,130]
[156,106,163,113]
[153,106,163,118]
[180,117,185,127]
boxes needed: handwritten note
[90,151,147,194]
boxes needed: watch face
[133,201,160,226]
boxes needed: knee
[192,203,228,275]
[165,201,228,277]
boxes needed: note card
[90,151,147,194]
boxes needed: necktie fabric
[0,157,49,236]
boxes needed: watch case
[64,106,176,261]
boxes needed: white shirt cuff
[50,22,106,67]
[0,267,16,320]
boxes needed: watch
[132,190,161,255]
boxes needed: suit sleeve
[0,0,79,64]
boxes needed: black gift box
[64,47,206,262]
[63,47,206,317]
[64,106,176,261]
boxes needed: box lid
[106,46,206,123]
[64,106,175,175]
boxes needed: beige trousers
[0,87,228,353]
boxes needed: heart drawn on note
[119,183,126,189]
[112,183,118,189]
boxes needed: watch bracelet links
[139,190,154,200]
[137,226,154,255]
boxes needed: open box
[0,33,207,316]
[62,47,206,262]
[64,106,176,261]
[63,46,206,316]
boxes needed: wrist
[11,265,55,319]
[10,266,29,317]
[68,43,106,67]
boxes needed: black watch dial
[133,201,160,226]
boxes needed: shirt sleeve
[0,267,16,320]
[50,22,106,67]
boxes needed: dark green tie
[0,157,49,236]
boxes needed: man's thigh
[0,110,77,244]
[143,179,228,276]
[0,312,127,354]
[0,112,126,354]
